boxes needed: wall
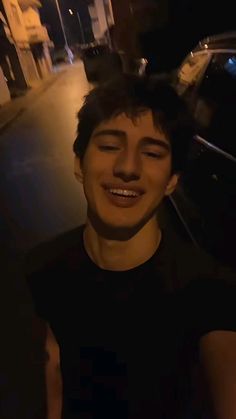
[89,0,114,40]
[88,4,100,40]
[22,6,40,28]
[16,45,39,85]
[89,0,113,41]
[94,0,107,38]
[0,65,11,105]
[110,0,138,56]
[2,0,28,43]
[105,0,114,26]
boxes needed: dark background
[39,0,236,69]
[39,0,94,47]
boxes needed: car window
[206,52,236,78]
[177,52,210,95]
[195,52,236,155]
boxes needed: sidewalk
[0,67,67,253]
[0,68,65,134]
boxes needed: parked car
[81,44,123,82]
[51,48,71,65]
[81,43,148,82]
[168,31,236,269]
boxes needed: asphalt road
[0,63,92,419]
[0,61,89,252]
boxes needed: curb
[0,70,64,135]
[0,108,26,135]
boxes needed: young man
[27,75,236,419]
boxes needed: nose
[113,148,141,181]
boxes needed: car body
[81,43,123,82]
[51,48,71,65]
[81,42,148,82]
[170,32,236,269]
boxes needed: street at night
[1,0,236,418]
[0,61,88,251]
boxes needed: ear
[164,173,179,196]
[74,156,83,183]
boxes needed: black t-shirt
[27,225,236,419]
[0,246,46,419]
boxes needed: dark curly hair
[73,74,194,173]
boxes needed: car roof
[194,31,236,52]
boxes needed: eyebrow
[92,129,125,139]
[92,129,170,151]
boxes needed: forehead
[92,111,169,143]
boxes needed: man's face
[75,111,178,232]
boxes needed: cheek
[147,164,172,190]
[82,164,104,200]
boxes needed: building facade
[0,0,52,101]
[88,0,114,44]
[19,0,53,79]
[0,11,12,104]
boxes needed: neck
[83,218,162,271]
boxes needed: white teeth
[109,189,139,197]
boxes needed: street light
[68,8,85,45]
[54,0,73,63]
[54,0,68,48]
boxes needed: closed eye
[98,145,120,151]
[143,151,163,159]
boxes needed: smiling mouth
[103,187,144,207]
[109,188,140,197]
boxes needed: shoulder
[24,225,85,321]
[24,224,85,276]
[160,227,235,290]
[160,230,236,337]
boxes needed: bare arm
[45,324,63,419]
[199,330,236,419]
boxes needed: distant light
[69,9,73,15]
[204,43,208,49]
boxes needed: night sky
[39,0,236,60]
[39,0,94,47]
